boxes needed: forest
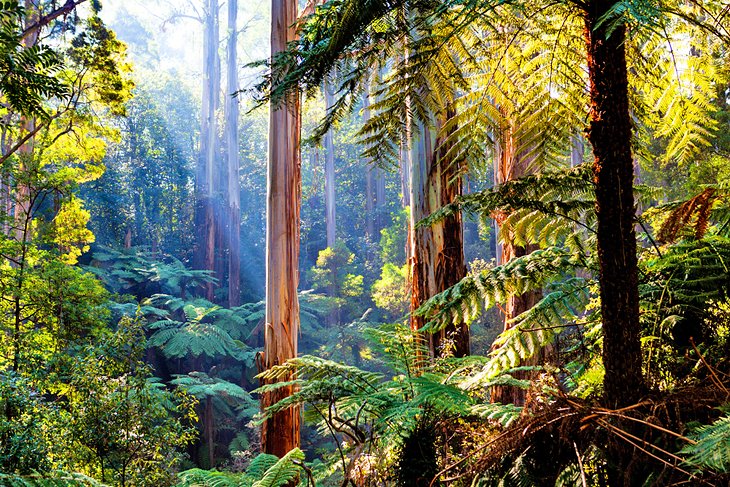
[0,0,729,486]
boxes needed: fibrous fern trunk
[584,0,643,410]
[262,0,301,459]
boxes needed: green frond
[252,449,305,487]
[418,247,587,331]
[0,472,107,487]
[681,409,730,473]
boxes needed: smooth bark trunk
[261,0,301,459]
[323,75,336,248]
[226,0,241,307]
[195,0,221,301]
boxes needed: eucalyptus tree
[225,0,241,307]
[194,0,220,301]
[261,0,303,460]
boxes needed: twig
[596,418,697,480]
[690,338,729,396]
[574,441,588,487]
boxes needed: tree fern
[252,449,305,487]
[0,472,107,487]
[681,408,730,473]
[178,450,303,487]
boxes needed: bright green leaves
[51,197,95,265]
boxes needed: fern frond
[681,409,730,473]
[252,448,305,487]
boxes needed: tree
[583,0,643,409]
[194,0,220,301]
[323,72,336,249]
[261,0,302,459]
[225,0,241,307]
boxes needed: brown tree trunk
[490,115,545,406]
[226,0,241,307]
[261,0,301,459]
[409,109,469,359]
[585,0,643,410]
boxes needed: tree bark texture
[261,0,301,459]
[226,0,241,307]
[490,116,544,406]
[409,110,469,359]
[585,1,643,409]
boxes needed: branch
[21,0,89,41]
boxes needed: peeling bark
[261,0,301,459]
[490,115,545,406]
[409,108,469,359]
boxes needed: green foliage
[372,263,409,318]
[0,471,107,487]
[86,247,216,300]
[682,407,730,473]
[256,325,522,483]
[309,240,364,298]
[146,300,250,361]
[63,317,197,486]
[0,372,52,474]
[0,3,69,119]
[178,449,305,487]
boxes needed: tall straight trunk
[375,166,386,233]
[195,0,220,301]
[261,0,301,459]
[323,75,336,248]
[585,1,642,410]
[226,0,241,307]
[362,85,376,241]
[409,109,469,358]
[490,117,544,406]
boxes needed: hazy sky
[100,0,271,92]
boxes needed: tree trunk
[226,0,241,307]
[363,85,376,242]
[261,0,301,459]
[205,396,215,468]
[323,74,336,249]
[195,0,220,301]
[490,116,544,406]
[585,0,643,410]
[409,109,469,359]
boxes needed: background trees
[1,0,729,486]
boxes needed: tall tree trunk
[195,0,220,301]
[409,109,469,359]
[363,85,376,242]
[226,0,241,307]
[323,74,336,249]
[490,117,544,406]
[585,0,643,410]
[261,0,301,459]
